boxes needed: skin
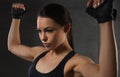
[8,0,118,77]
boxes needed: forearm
[8,18,21,50]
[99,21,118,77]
[8,2,26,49]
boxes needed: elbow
[7,44,14,52]
[7,42,19,52]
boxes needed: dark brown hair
[37,3,74,49]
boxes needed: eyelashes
[46,29,54,32]
[36,29,55,33]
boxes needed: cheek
[50,32,66,45]
[48,33,57,42]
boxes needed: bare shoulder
[31,46,48,60]
[71,52,99,75]
[71,52,95,64]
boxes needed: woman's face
[37,16,67,50]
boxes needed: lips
[43,43,50,47]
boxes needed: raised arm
[99,20,118,77]
[8,3,45,61]
[74,0,118,77]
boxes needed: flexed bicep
[8,3,46,62]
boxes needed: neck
[49,39,73,55]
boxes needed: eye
[45,28,55,33]
[46,29,54,32]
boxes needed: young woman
[8,0,118,77]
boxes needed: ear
[64,23,71,33]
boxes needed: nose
[41,32,48,42]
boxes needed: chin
[47,46,57,51]
[45,46,53,50]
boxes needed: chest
[36,55,64,72]
[28,52,82,77]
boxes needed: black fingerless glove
[86,0,117,23]
[11,7,26,19]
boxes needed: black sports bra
[28,51,75,77]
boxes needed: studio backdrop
[0,0,120,77]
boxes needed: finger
[12,3,18,8]
[93,0,98,8]
[16,3,20,8]
[87,0,93,7]
[12,3,25,10]
[96,0,101,7]
[12,3,15,8]
[19,3,26,10]
[13,3,19,9]
[93,0,102,8]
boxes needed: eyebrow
[37,27,54,30]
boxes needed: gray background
[0,0,120,77]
